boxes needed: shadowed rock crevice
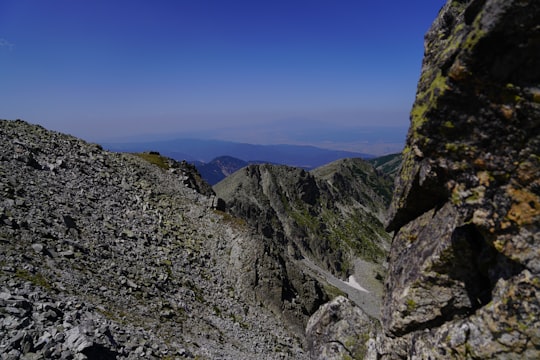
[433,224,526,318]
[383,221,518,336]
[385,160,448,232]
[81,344,118,360]
[463,0,486,25]
[449,225,493,308]
[468,4,540,84]
[453,225,526,308]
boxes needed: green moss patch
[134,152,170,170]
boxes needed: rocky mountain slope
[306,1,540,359]
[367,153,402,180]
[213,158,393,321]
[0,119,319,359]
[0,120,395,360]
[214,159,392,278]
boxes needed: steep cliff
[373,0,540,358]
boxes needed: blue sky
[0,0,445,154]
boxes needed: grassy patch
[15,269,52,290]
[323,283,346,299]
[134,152,170,170]
[289,207,319,234]
[322,211,386,263]
[405,298,417,314]
[214,210,247,229]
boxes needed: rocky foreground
[0,119,314,359]
[0,119,392,360]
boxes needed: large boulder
[306,296,377,360]
[374,0,540,358]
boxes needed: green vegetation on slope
[134,151,170,170]
[214,159,393,279]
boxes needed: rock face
[306,296,378,360]
[373,0,540,358]
[214,160,392,279]
[213,159,393,333]
[0,120,309,359]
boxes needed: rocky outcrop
[306,296,378,360]
[371,0,540,358]
[214,159,393,341]
[214,160,392,280]
[0,120,308,359]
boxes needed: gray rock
[376,0,540,358]
[0,119,310,359]
[31,243,44,253]
[64,326,94,353]
[306,296,377,360]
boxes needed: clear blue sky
[0,0,445,153]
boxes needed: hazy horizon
[97,120,409,156]
[1,0,445,154]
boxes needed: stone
[31,243,44,253]
[306,296,377,360]
[375,0,540,358]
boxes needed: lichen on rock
[375,0,540,358]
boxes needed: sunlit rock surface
[374,0,540,358]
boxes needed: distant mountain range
[102,138,398,185]
[102,138,374,168]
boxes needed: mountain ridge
[103,138,374,168]
[194,153,402,186]
[213,158,392,282]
